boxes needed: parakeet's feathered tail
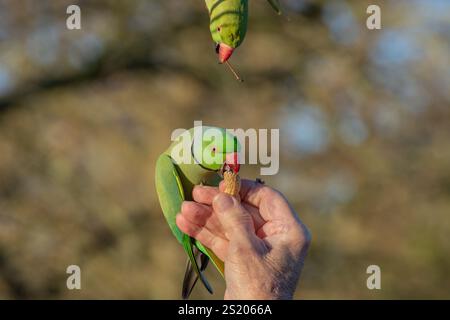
[181,235,213,299]
[182,245,210,299]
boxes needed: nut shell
[223,171,241,199]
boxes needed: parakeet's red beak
[218,43,234,63]
[224,152,240,174]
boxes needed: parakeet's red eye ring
[212,147,216,152]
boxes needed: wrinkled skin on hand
[176,179,311,300]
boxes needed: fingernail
[213,193,234,213]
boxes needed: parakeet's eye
[217,26,221,32]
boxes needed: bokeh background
[0,0,449,299]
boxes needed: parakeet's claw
[256,178,265,185]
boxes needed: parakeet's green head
[191,126,240,173]
[208,0,248,63]
[214,25,246,63]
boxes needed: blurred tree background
[0,0,449,299]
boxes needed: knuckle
[262,185,285,200]
[229,242,250,257]
[260,185,276,198]
[227,208,252,227]
[291,223,311,251]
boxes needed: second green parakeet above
[205,0,282,63]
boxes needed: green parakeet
[205,0,282,63]
[155,126,240,299]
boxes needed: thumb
[213,193,255,242]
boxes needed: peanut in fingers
[223,171,241,200]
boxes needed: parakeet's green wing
[155,154,213,297]
[155,154,185,243]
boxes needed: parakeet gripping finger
[205,0,282,63]
[155,126,241,299]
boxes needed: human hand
[176,179,311,300]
